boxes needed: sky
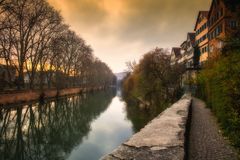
[47,0,211,73]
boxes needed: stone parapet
[101,94,192,160]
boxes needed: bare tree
[125,60,137,72]
[0,0,115,91]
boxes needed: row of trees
[123,48,185,108]
[0,0,115,90]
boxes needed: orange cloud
[47,0,211,72]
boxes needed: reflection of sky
[66,96,133,160]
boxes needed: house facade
[170,33,196,69]
[179,33,197,88]
[194,11,209,65]
[170,0,240,91]
[181,32,196,69]
[208,0,240,54]
[170,47,181,65]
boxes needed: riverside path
[188,98,239,160]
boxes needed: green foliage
[196,51,240,149]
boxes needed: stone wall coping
[101,94,192,160]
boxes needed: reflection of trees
[0,89,116,160]
[124,102,169,133]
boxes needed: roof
[188,32,196,46]
[171,47,181,57]
[208,0,219,19]
[208,0,240,19]
[207,0,234,19]
[180,41,186,46]
[194,11,209,31]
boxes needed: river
[0,89,166,160]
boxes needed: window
[215,24,223,36]
[208,33,211,40]
[211,32,214,39]
[216,12,219,20]
[219,24,222,33]
[214,15,217,22]
[197,29,200,35]
[203,34,207,40]
[220,8,223,17]
[229,21,237,29]
[216,26,219,35]
[212,30,215,38]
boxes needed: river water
[0,89,165,160]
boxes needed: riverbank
[102,95,239,160]
[0,86,105,105]
[102,94,192,160]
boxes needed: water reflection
[67,96,133,160]
[124,100,169,133]
[0,90,116,160]
[0,89,167,160]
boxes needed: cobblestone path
[188,98,239,160]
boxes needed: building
[170,47,182,65]
[178,33,198,88]
[194,11,209,65]
[170,0,240,92]
[170,32,197,69]
[208,0,240,54]
[180,32,196,69]
[0,64,16,90]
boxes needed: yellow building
[194,11,209,65]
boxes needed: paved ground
[188,98,239,160]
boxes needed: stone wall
[101,94,192,160]
[0,86,105,105]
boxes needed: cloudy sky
[48,0,211,73]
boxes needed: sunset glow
[48,0,211,72]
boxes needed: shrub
[197,51,240,149]
[122,48,184,107]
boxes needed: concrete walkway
[188,98,239,160]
